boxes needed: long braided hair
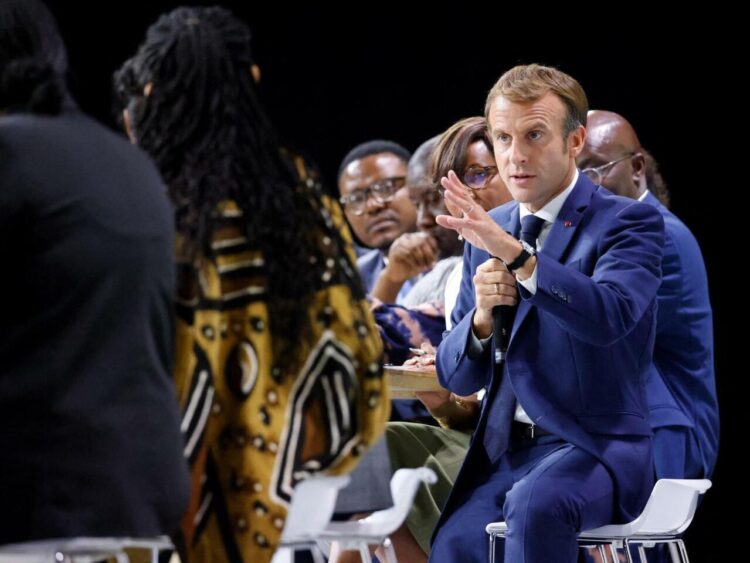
[114,6,362,368]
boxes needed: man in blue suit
[429,65,665,563]
[578,110,718,479]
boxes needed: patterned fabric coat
[174,160,388,563]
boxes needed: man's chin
[368,228,402,252]
[375,238,397,252]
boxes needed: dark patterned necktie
[482,214,546,462]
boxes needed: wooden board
[384,364,444,397]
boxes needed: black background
[44,3,738,559]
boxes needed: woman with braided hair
[115,7,388,562]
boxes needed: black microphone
[492,305,514,365]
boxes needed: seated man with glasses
[577,110,718,483]
[328,139,458,539]
[580,152,637,187]
[338,140,422,305]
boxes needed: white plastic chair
[271,474,351,563]
[0,536,173,563]
[318,467,438,563]
[485,478,712,563]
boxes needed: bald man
[578,110,718,480]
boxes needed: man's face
[487,92,583,212]
[407,181,463,259]
[339,153,416,250]
[577,121,643,200]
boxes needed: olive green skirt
[385,422,471,554]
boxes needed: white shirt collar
[519,169,578,223]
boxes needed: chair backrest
[279,474,351,545]
[629,479,712,535]
[362,468,437,535]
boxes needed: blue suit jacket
[436,174,665,524]
[642,192,719,478]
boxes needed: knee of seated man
[653,425,703,479]
[504,477,586,529]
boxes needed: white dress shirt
[471,170,578,424]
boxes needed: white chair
[318,467,438,563]
[0,536,174,563]
[485,478,711,563]
[271,474,351,563]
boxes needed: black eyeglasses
[339,176,407,216]
[581,153,638,185]
[462,165,498,190]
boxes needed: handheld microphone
[492,304,514,365]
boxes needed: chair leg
[623,540,635,563]
[488,534,496,563]
[380,538,398,563]
[607,542,619,563]
[676,539,689,563]
[358,543,371,563]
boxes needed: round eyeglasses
[339,176,407,216]
[581,153,637,185]
[462,165,498,190]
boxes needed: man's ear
[631,152,647,189]
[568,124,586,158]
[251,64,261,84]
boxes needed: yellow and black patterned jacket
[173,156,388,563]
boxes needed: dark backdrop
[44,4,737,559]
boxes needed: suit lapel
[510,174,597,339]
[500,203,521,241]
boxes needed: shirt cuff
[516,263,538,294]
[468,326,493,359]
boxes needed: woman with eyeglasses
[432,116,511,216]
[114,7,388,562]
[431,116,512,329]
